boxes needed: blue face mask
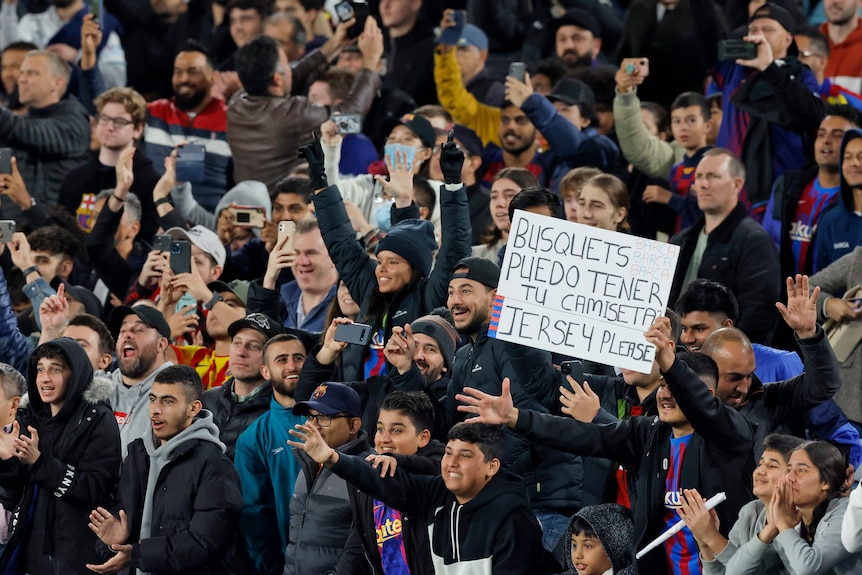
[383,144,418,172]
[375,199,393,231]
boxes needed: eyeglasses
[97,114,135,128]
[305,413,350,427]
[799,50,826,58]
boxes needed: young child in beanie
[562,504,637,575]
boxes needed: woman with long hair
[577,174,631,232]
[687,438,859,575]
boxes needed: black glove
[439,129,464,185]
[298,133,328,190]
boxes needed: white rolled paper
[635,491,728,560]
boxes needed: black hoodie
[331,450,561,574]
[0,338,121,575]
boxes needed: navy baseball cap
[293,382,362,417]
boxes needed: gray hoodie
[109,361,173,458]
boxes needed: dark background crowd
[0,0,860,573]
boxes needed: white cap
[166,225,226,268]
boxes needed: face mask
[375,199,393,231]
[384,144,418,172]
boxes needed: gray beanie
[410,312,458,370]
[215,180,271,237]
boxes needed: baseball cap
[109,304,172,339]
[449,257,500,289]
[547,77,596,108]
[207,279,250,306]
[228,313,284,341]
[293,382,362,417]
[166,225,226,268]
[378,113,437,150]
[59,281,104,319]
[456,24,488,51]
[451,124,484,157]
[749,3,796,34]
[549,9,601,39]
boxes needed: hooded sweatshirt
[813,129,862,273]
[556,504,638,575]
[110,361,173,458]
[0,338,121,574]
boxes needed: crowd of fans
[0,0,860,573]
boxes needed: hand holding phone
[278,221,296,253]
[170,241,192,275]
[334,322,372,345]
[621,57,649,78]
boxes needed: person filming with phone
[689,0,825,220]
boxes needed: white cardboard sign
[489,210,680,373]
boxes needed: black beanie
[375,219,437,277]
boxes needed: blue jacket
[813,129,862,272]
[0,268,31,378]
[521,93,621,193]
[234,398,305,575]
[279,281,338,332]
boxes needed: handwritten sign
[489,210,680,373]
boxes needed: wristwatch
[203,292,223,311]
[22,265,39,278]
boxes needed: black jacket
[85,204,150,301]
[383,17,437,106]
[61,150,161,244]
[0,338,121,575]
[738,326,842,453]
[670,202,782,344]
[0,98,90,220]
[313,181,471,383]
[337,441,445,575]
[330,451,559,575]
[445,327,600,513]
[514,356,756,574]
[202,379,272,461]
[107,412,245,574]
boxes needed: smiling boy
[290,420,558,574]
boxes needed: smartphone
[0,220,14,243]
[560,360,584,383]
[229,206,266,228]
[438,9,466,45]
[849,298,862,311]
[0,148,12,175]
[174,143,206,183]
[175,291,198,316]
[334,322,372,345]
[170,241,192,275]
[89,0,102,23]
[334,0,354,21]
[508,62,526,83]
[153,233,172,252]
[331,114,362,135]
[621,57,649,78]
[718,39,756,61]
[278,221,295,253]
[346,2,369,39]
